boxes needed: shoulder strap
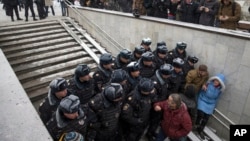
[232,2,236,16]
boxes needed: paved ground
[0,1,62,26]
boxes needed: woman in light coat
[195,73,226,139]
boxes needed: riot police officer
[121,78,156,141]
[131,46,145,62]
[151,63,174,101]
[183,55,199,77]
[141,37,152,52]
[46,95,97,141]
[172,57,185,93]
[168,41,188,63]
[93,53,113,93]
[147,64,174,140]
[153,42,171,69]
[68,64,97,105]
[39,77,70,125]
[138,51,157,78]
[111,69,131,96]
[114,49,132,70]
[126,61,142,92]
[88,83,124,141]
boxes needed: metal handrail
[63,1,124,55]
[214,108,236,125]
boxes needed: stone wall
[68,7,250,140]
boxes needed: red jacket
[154,101,192,139]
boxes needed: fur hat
[59,95,80,114]
[64,132,84,141]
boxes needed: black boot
[17,17,23,20]
[33,17,38,21]
[11,16,14,22]
[25,17,28,22]
[198,131,206,140]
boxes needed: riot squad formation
[38,37,226,141]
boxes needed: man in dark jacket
[39,77,70,125]
[88,83,124,141]
[121,78,156,141]
[3,0,23,21]
[46,95,97,141]
[93,53,113,93]
[24,0,38,21]
[198,0,220,26]
[138,51,157,78]
[177,0,200,23]
[68,64,97,105]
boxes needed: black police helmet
[157,45,168,54]
[127,61,140,72]
[75,64,90,77]
[160,64,174,75]
[103,83,123,101]
[119,49,132,59]
[134,46,145,55]
[172,57,184,68]
[138,78,154,92]
[176,42,187,50]
[111,69,128,83]
[156,41,166,47]
[100,53,113,65]
[141,37,152,46]
[187,55,199,64]
[142,51,154,61]
[50,77,67,93]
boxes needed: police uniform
[67,77,96,105]
[88,87,123,141]
[168,48,187,63]
[93,64,113,93]
[138,58,157,78]
[46,95,97,141]
[114,55,131,70]
[38,90,70,125]
[121,89,154,141]
[182,59,195,77]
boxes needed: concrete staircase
[0,17,107,104]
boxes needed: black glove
[132,9,140,18]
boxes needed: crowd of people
[77,0,242,30]
[38,37,226,141]
[1,0,245,30]
[2,0,55,21]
